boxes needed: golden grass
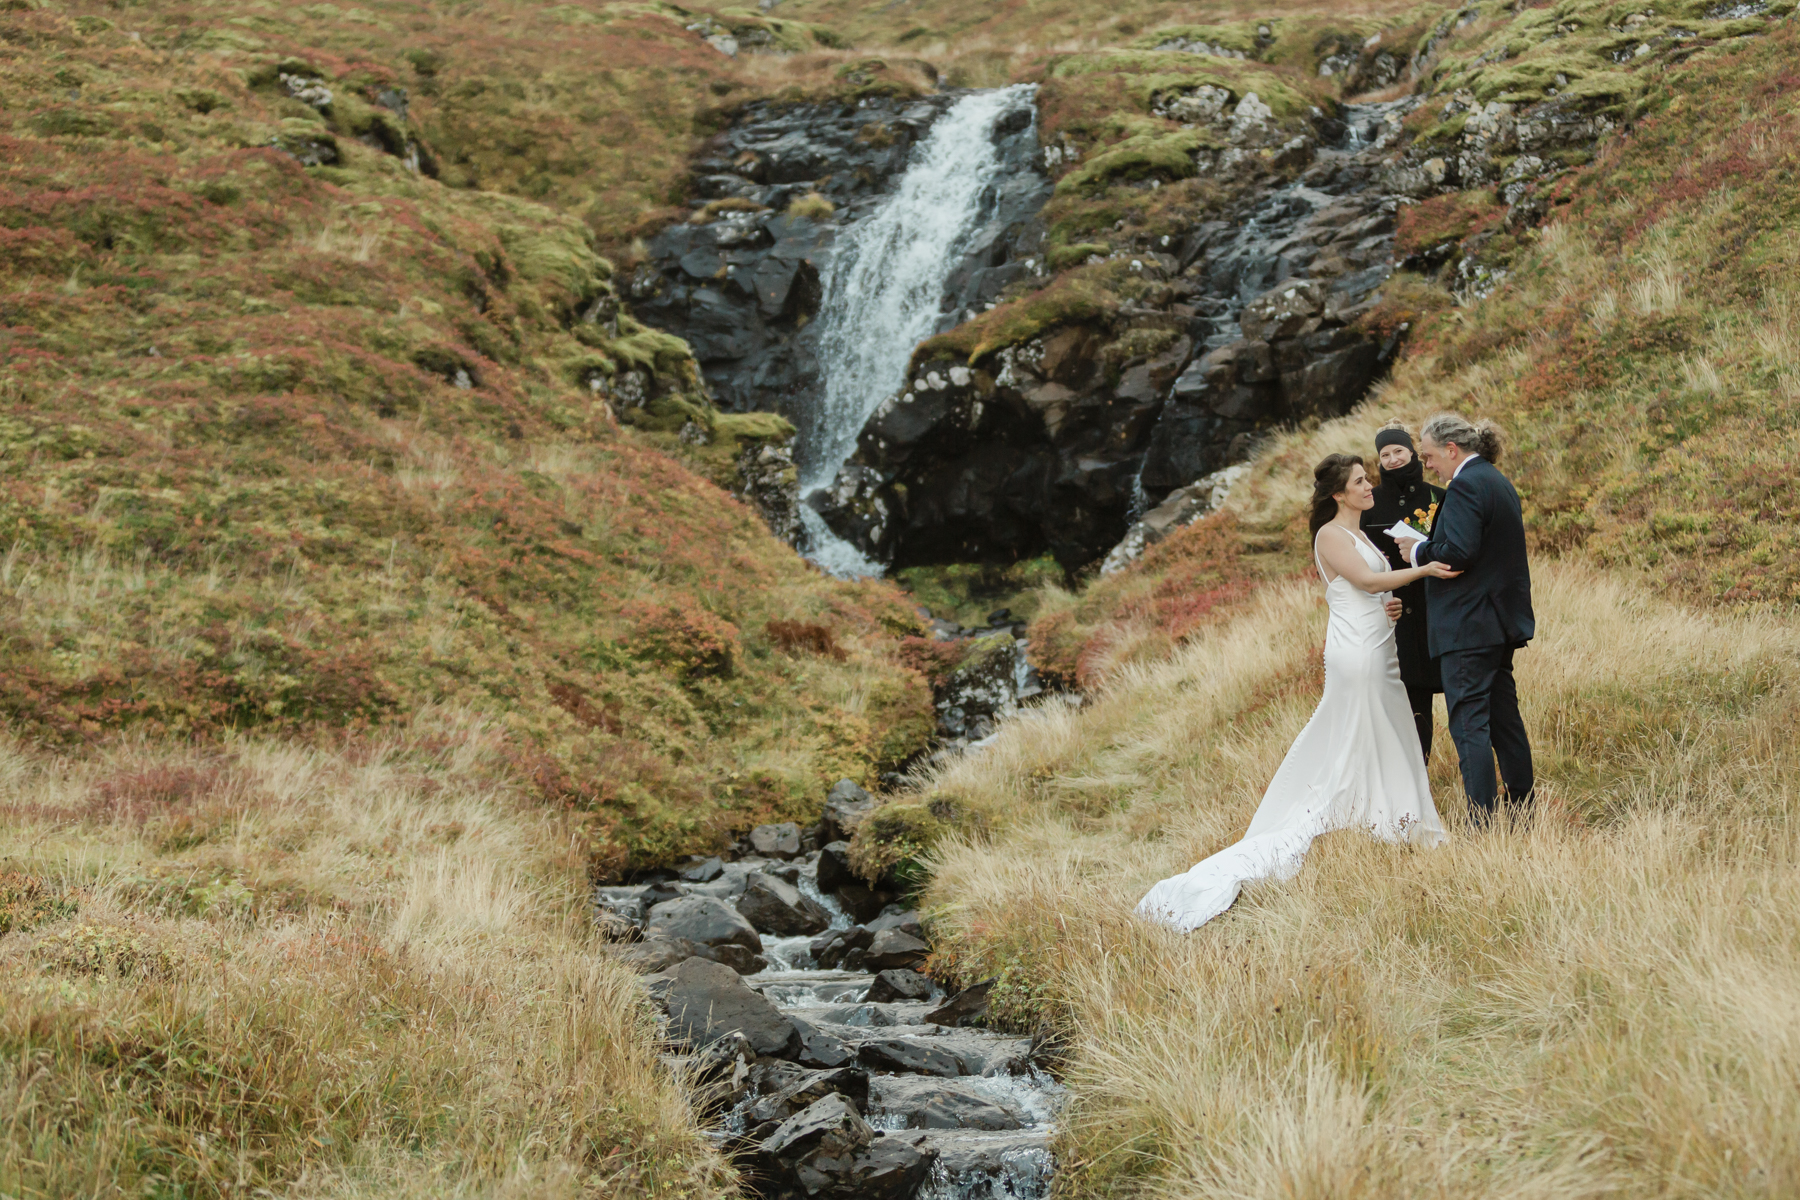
[0,713,730,1198]
[920,557,1800,1197]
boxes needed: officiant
[1363,424,1446,764]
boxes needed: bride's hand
[1421,560,1462,579]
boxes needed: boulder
[645,895,763,954]
[612,936,705,974]
[865,910,924,940]
[816,841,858,892]
[822,779,879,842]
[679,856,725,883]
[594,885,650,924]
[923,979,994,1028]
[738,871,831,937]
[760,1092,871,1172]
[661,957,798,1056]
[789,1015,857,1068]
[702,943,770,975]
[865,969,934,1003]
[760,1095,933,1200]
[863,928,930,971]
[808,924,873,969]
[834,883,892,925]
[745,1066,871,1128]
[749,822,803,859]
[871,1076,1026,1131]
[858,1036,964,1077]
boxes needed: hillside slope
[889,21,1800,1199]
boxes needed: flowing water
[736,853,1065,1199]
[796,85,1040,578]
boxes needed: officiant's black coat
[1363,472,1445,693]
[1413,458,1535,657]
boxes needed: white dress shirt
[1407,453,1480,565]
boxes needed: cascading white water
[796,85,1038,578]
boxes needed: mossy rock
[915,263,1122,367]
[711,411,795,453]
[847,801,945,892]
[1056,128,1207,194]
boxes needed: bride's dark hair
[1309,453,1364,540]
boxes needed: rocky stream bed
[598,784,1062,1200]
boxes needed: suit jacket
[1416,457,1535,657]
[1363,474,1445,691]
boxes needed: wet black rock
[744,1066,871,1130]
[679,855,725,883]
[872,1077,1026,1131]
[631,94,1049,421]
[757,1094,936,1200]
[923,979,994,1028]
[750,822,803,859]
[866,909,925,940]
[614,936,707,974]
[645,895,764,955]
[833,884,893,925]
[739,871,832,937]
[661,957,798,1056]
[863,928,930,971]
[858,1036,965,1078]
[789,1015,858,1069]
[809,924,873,970]
[864,969,934,1003]
[815,841,858,892]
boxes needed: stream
[607,832,1065,1199]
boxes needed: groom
[1395,413,1536,821]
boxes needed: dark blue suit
[1414,457,1535,816]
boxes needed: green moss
[1056,128,1206,193]
[915,264,1121,367]
[847,801,945,891]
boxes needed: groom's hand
[1384,598,1403,622]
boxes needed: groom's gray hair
[1420,412,1503,464]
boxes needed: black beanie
[1375,427,1415,452]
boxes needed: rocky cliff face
[628,94,1052,418]
[819,99,1419,573]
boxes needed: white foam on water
[796,85,1039,577]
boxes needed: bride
[1137,453,1455,932]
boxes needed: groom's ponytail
[1421,413,1504,465]
[1309,453,1363,539]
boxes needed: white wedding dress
[1137,526,1447,932]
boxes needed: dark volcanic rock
[809,923,873,970]
[645,895,763,954]
[790,1015,857,1069]
[631,94,1050,420]
[864,969,934,1003]
[749,822,803,859]
[738,870,832,936]
[923,979,994,1028]
[816,840,859,892]
[661,957,797,1056]
[858,1036,965,1077]
[863,928,930,971]
[745,1066,872,1128]
[872,1076,1026,1131]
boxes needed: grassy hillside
[0,1,935,1192]
[866,19,1800,1199]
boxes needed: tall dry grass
[921,561,1800,1197]
[0,712,731,1198]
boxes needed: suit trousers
[1439,644,1534,817]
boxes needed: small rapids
[734,854,1065,1199]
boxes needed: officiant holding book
[1362,424,1445,764]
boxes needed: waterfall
[796,84,1038,578]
